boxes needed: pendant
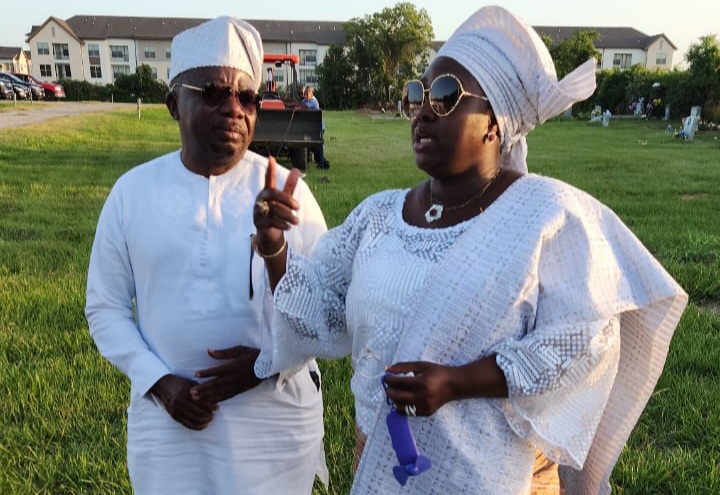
[424,204,443,223]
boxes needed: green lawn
[0,105,718,494]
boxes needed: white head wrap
[437,6,597,173]
[169,16,263,84]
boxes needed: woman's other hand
[385,355,508,416]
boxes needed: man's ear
[166,90,180,121]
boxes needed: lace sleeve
[254,201,373,378]
[493,209,627,469]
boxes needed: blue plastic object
[381,373,432,485]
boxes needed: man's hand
[190,345,263,404]
[151,374,218,430]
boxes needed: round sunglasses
[401,73,488,120]
[171,82,259,111]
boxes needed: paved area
[0,101,135,129]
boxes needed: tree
[320,2,434,108]
[685,35,720,119]
[549,30,601,78]
[316,44,357,109]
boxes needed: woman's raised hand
[253,156,302,248]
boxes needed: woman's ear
[166,90,180,121]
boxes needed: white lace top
[256,174,687,494]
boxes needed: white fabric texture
[436,6,597,173]
[255,174,687,494]
[169,16,264,83]
[85,150,328,494]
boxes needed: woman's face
[409,57,497,179]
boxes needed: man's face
[167,66,258,175]
[304,87,313,99]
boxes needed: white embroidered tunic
[86,150,328,495]
[256,174,687,494]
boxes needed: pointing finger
[265,156,277,190]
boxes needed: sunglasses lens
[200,83,257,111]
[402,80,424,119]
[429,75,461,116]
[238,90,259,110]
[201,83,227,106]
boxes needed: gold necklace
[424,167,502,223]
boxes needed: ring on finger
[255,200,270,217]
[404,404,416,417]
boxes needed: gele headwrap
[437,5,597,173]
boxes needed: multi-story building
[24,15,676,87]
[534,26,676,71]
[25,16,345,87]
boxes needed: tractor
[249,54,323,170]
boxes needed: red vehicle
[12,73,66,100]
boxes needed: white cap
[169,16,264,84]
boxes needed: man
[302,84,330,169]
[85,16,327,495]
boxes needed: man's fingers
[283,167,301,195]
[265,156,277,190]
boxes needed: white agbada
[255,174,687,494]
[86,149,328,495]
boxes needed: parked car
[0,73,28,100]
[0,80,15,99]
[12,73,65,100]
[0,72,44,100]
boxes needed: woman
[250,6,687,494]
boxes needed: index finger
[283,167,301,196]
[265,156,277,190]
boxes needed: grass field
[0,104,719,494]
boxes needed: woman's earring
[485,133,497,143]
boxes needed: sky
[1,1,718,69]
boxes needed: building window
[144,46,156,59]
[273,72,284,83]
[53,43,70,60]
[150,66,158,80]
[90,66,102,78]
[39,64,52,77]
[299,69,318,85]
[88,44,101,65]
[110,45,130,62]
[112,65,131,80]
[613,53,632,69]
[165,48,171,59]
[55,63,71,78]
[656,52,667,65]
[37,42,49,55]
[167,67,171,80]
[299,49,317,67]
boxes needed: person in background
[85,16,327,495]
[302,84,330,169]
[249,5,687,495]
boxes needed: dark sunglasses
[401,73,488,120]
[171,82,259,111]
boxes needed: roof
[27,15,346,45]
[0,46,23,60]
[533,26,676,50]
